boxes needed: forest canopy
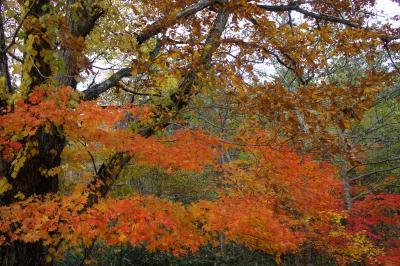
[0,0,399,265]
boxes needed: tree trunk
[0,0,105,263]
[342,170,352,210]
[0,125,65,205]
[337,128,353,210]
[0,2,59,263]
[0,1,97,264]
[0,125,64,266]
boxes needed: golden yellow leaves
[40,166,62,178]
[14,192,25,200]
[0,76,7,100]
[10,140,39,179]
[0,177,12,195]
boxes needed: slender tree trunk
[337,127,353,210]
[342,169,352,210]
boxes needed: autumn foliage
[0,87,394,263]
[0,0,399,265]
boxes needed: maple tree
[0,0,399,265]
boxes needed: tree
[0,0,398,265]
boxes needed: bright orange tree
[0,0,399,265]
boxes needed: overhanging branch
[256,3,360,28]
[83,68,131,100]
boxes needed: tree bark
[0,125,65,205]
[0,125,64,266]
[343,170,352,210]
[56,0,103,88]
[0,1,95,265]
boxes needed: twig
[2,0,36,53]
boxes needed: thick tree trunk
[56,0,103,88]
[0,125,65,205]
[22,0,52,90]
[0,4,59,264]
[0,1,98,265]
[0,125,64,266]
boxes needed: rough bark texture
[24,0,52,89]
[0,1,13,184]
[0,125,65,205]
[0,4,57,264]
[0,126,65,266]
[0,1,98,265]
[56,0,104,88]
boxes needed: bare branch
[256,3,299,12]
[346,156,400,174]
[83,68,131,100]
[350,165,400,182]
[294,6,359,28]
[119,86,162,97]
[351,177,399,200]
[257,3,360,28]
[2,1,35,54]
[136,0,218,45]
[383,41,400,74]
[7,51,22,63]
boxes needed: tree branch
[2,1,35,54]
[84,5,231,208]
[82,0,218,99]
[257,3,359,28]
[83,68,131,100]
[350,165,400,182]
[136,0,218,45]
[383,41,400,74]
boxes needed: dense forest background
[0,0,399,265]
